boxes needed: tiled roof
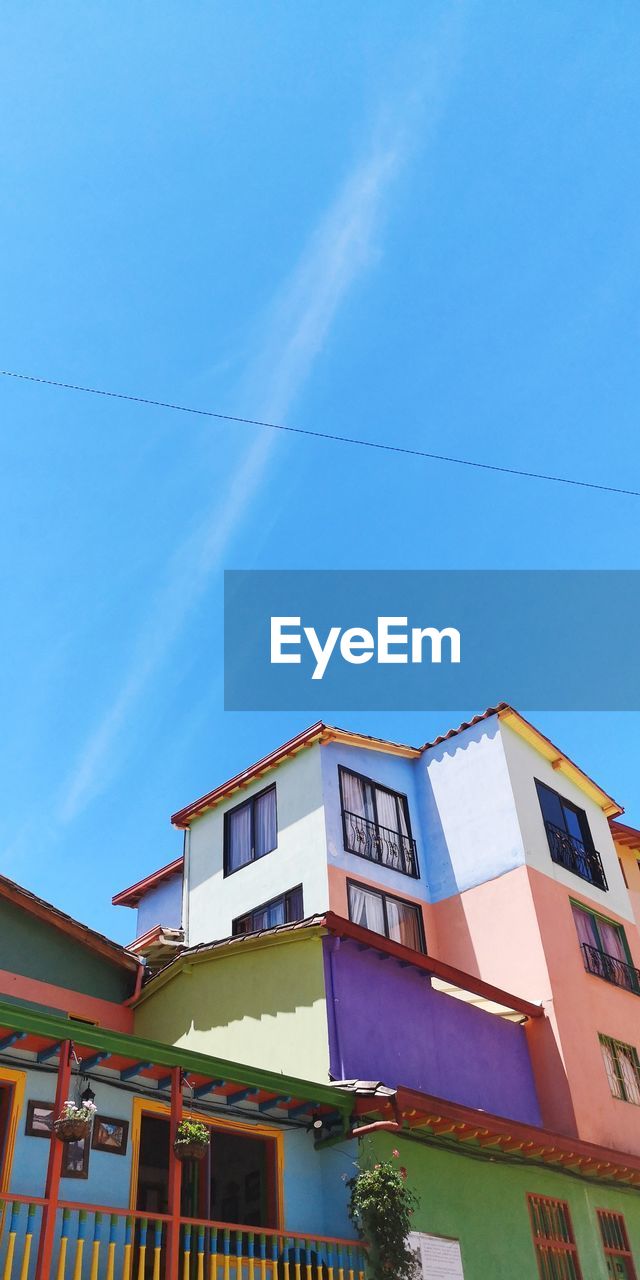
[113,855,184,907]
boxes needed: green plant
[175,1119,210,1145]
[347,1146,419,1280]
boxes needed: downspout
[181,828,190,947]
[123,960,145,1007]
[323,935,345,1081]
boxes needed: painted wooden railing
[0,1196,366,1280]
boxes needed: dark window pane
[537,783,564,828]
[563,805,584,843]
[286,887,304,921]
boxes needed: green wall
[134,935,330,1081]
[0,898,133,1003]
[368,1130,640,1280]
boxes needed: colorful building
[1,702,640,1277]
[0,872,363,1280]
[113,703,640,1276]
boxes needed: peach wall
[427,865,578,1135]
[430,863,640,1154]
[528,865,640,1154]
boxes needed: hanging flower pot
[174,1119,210,1161]
[54,1099,97,1143]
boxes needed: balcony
[581,942,640,994]
[543,820,608,891]
[0,1195,366,1280]
[342,810,418,878]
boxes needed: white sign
[409,1232,465,1280]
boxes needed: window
[527,1195,583,1279]
[619,858,629,888]
[339,767,418,878]
[600,1036,640,1105]
[572,904,639,994]
[224,786,277,876]
[347,880,425,953]
[597,1211,637,1280]
[233,886,304,936]
[536,780,608,891]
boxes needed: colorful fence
[0,1197,367,1280]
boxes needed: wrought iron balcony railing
[582,942,640,994]
[544,820,608,891]
[342,809,418,877]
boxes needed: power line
[1,367,638,499]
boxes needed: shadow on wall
[135,936,329,1079]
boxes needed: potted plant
[54,1098,97,1143]
[347,1147,419,1280]
[174,1119,210,1161]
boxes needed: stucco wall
[500,720,632,920]
[134,935,331,1083]
[369,1130,640,1280]
[186,745,328,946]
[136,873,183,939]
[419,715,525,900]
[323,935,542,1125]
[0,899,134,1004]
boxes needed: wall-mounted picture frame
[25,1100,54,1138]
[91,1115,129,1156]
[61,1136,89,1180]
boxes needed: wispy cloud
[58,88,435,822]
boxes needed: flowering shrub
[175,1119,210,1145]
[347,1146,419,1280]
[59,1099,97,1123]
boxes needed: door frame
[128,1097,285,1228]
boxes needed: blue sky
[1,3,640,941]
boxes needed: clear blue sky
[2,3,639,941]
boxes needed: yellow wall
[133,935,330,1082]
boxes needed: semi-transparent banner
[224,570,640,711]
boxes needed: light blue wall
[136,874,183,939]
[8,1065,134,1206]
[419,716,525,898]
[321,741,429,901]
[320,718,525,910]
[282,1127,353,1238]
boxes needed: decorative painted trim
[128,1097,284,1228]
[0,1064,26,1192]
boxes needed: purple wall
[323,936,542,1127]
